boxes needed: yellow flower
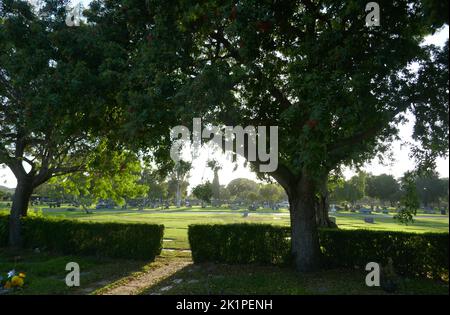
[19,273,26,278]
[11,276,24,287]
[4,281,12,289]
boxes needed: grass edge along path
[94,251,192,295]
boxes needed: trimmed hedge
[0,214,164,260]
[188,224,449,279]
[189,224,291,265]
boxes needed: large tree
[91,0,448,271]
[0,0,135,247]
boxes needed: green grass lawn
[142,261,449,295]
[0,206,448,295]
[9,206,446,250]
[3,249,447,295]
[0,248,150,295]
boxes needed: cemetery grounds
[0,204,448,295]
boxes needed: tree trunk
[9,179,33,248]
[315,180,338,228]
[289,174,322,272]
[176,181,181,207]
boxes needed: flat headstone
[160,285,173,292]
[188,279,200,284]
[364,217,374,224]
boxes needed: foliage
[139,166,168,201]
[110,0,449,269]
[331,172,367,204]
[409,41,449,171]
[259,183,285,205]
[366,174,401,204]
[227,178,259,203]
[396,171,420,224]
[189,224,449,280]
[207,159,221,202]
[415,172,449,207]
[169,160,192,206]
[192,181,213,204]
[319,229,449,280]
[58,150,147,208]
[189,224,290,265]
[167,179,189,200]
[0,0,126,191]
[0,214,164,260]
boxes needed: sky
[0,6,448,190]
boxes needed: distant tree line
[330,171,448,209]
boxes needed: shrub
[0,214,163,260]
[188,224,449,280]
[319,229,449,280]
[189,224,291,265]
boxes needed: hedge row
[188,224,449,279]
[0,214,164,260]
[189,224,291,265]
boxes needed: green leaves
[395,171,420,224]
[192,181,213,204]
[59,150,147,207]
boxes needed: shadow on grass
[141,262,449,295]
[0,248,154,295]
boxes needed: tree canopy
[1,0,447,271]
[86,0,448,271]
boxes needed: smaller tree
[259,183,284,209]
[227,178,259,203]
[192,182,213,208]
[207,159,222,206]
[331,172,367,206]
[170,161,192,207]
[219,185,230,203]
[396,172,420,224]
[366,174,401,206]
[415,172,448,208]
[246,191,260,207]
[139,167,169,208]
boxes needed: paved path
[98,256,192,295]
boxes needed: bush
[0,214,163,260]
[188,224,448,280]
[189,224,290,265]
[319,229,448,280]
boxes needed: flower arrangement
[0,270,27,291]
